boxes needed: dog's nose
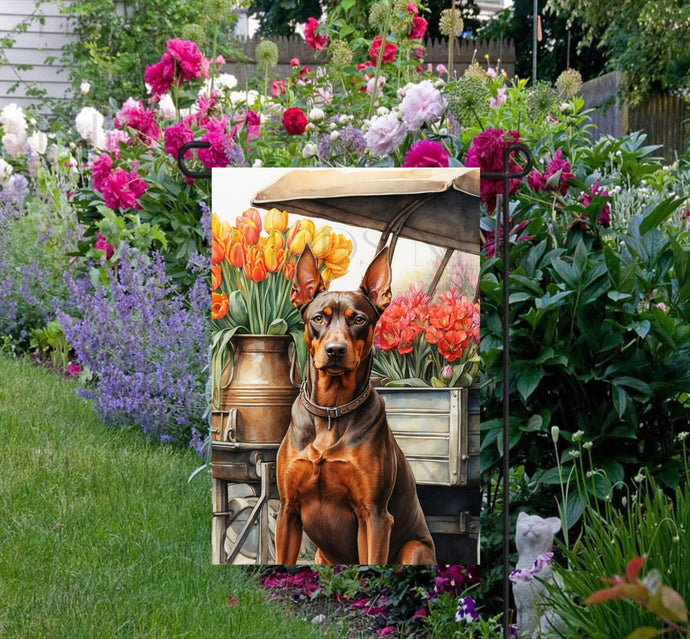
[324,341,348,359]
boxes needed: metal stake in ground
[482,143,533,639]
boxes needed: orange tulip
[245,245,267,282]
[227,240,247,268]
[264,208,289,233]
[212,235,226,264]
[212,263,221,290]
[282,259,296,281]
[236,207,262,245]
[212,292,229,319]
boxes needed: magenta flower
[304,17,328,51]
[575,179,611,229]
[101,166,148,211]
[115,98,160,145]
[402,139,449,167]
[66,362,82,376]
[91,153,113,192]
[145,39,206,97]
[94,233,115,260]
[197,118,232,169]
[377,627,395,637]
[408,15,427,39]
[465,128,522,212]
[482,218,532,258]
[528,148,574,196]
[163,121,194,160]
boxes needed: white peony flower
[215,73,238,91]
[80,81,91,95]
[0,103,27,135]
[252,158,264,167]
[308,107,324,121]
[2,132,27,158]
[302,142,318,159]
[27,130,48,154]
[75,106,106,148]
[158,94,177,120]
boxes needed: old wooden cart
[211,168,481,565]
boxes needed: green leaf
[612,384,628,417]
[639,196,686,235]
[565,490,585,528]
[385,377,430,387]
[517,367,545,402]
[523,414,543,432]
[267,318,288,335]
[613,376,652,397]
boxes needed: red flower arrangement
[373,283,480,387]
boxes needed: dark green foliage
[248,0,324,36]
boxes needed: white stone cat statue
[511,512,565,638]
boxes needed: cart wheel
[223,485,279,564]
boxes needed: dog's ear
[290,244,325,309]
[359,247,392,313]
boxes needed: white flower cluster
[1,103,28,158]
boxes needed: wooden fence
[224,35,515,85]
[580,71,689,162]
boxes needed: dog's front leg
[275,502,303,565]
[356,506,393,564]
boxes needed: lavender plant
[58,244,209,443]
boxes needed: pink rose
[408,15,427,40]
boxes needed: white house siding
[0,0,76,110]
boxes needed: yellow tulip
[264,208,289,233]
[311,225,334,259]
[264,244,285,273]
[287,220,314,255]
[265,229,285,250]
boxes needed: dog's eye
[353,315,367,325]
[311,314,323,324]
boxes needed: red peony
[403,140,450,168]
[528,148,574,196]
[304,17,328,51]
[369,37,397,64]
[282,107,309,135]
[408,15,427,40]
[163,121,194,160]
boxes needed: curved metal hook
[177,141,212,179]
[481,142,534,181]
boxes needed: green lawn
[0,354,328,638]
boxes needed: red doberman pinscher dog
[276,245,436,565]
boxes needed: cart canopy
[251,168,480,255]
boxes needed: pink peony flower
[163,121,194,160]
[115,98,160,145]
[289,57,300,67]
[490,86,507,109]
[197,118,232,169]
[91,154,113,192]
[400,80,446,131]
[100,166,148,211]
[104,129,131,157]
[271,80,287,97]
[364,111,407,157]
[529,148,574,196]
[575,179,611,228]
[369,36,397,64]
[304,17,328,51]
[377,628,395,637]
[402,139,450,167]
[144,39,206,97]
[94,233,114,259]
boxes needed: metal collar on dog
[299,381,373,430]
